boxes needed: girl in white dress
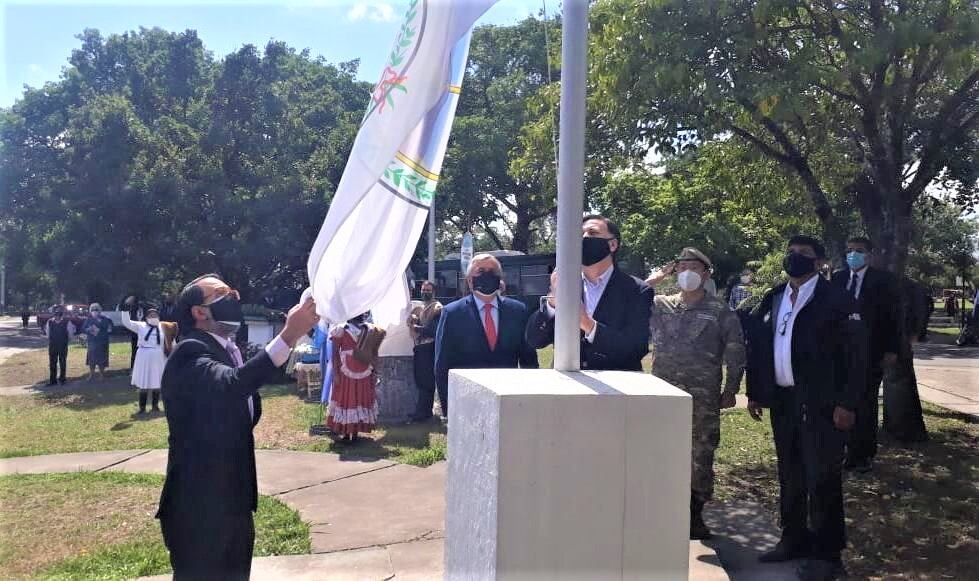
[122,298,174,414]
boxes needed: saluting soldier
[646,247,747,540]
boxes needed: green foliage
[439,17,559,253]
[590,0,979,272]
[1,27,369,303]
[598,140,822,282]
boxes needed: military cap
[676,247,712,269]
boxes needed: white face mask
[740,275,752,285]
[677,270,703,292]
[146,317,160,326]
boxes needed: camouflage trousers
[670,379,721,503]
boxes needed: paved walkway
[0,317,46,367]
[913,342,979,417]
[0,449,761,580]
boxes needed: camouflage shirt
[649,293,746,394]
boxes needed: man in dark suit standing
[525,215,653,371]
[156,274,318,580]
[831,236,902,473]
[744,236,865,581]
[435,254,539,416]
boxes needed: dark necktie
[849,273,859,300]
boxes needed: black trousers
[130,333,139,368]
[49,345,68,383]
[160,511,254,580]
[847,364,884,463]
[412,343,443,418]
[771,387,846,559]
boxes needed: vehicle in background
[37,304,88,332]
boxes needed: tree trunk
[511,207,533,254]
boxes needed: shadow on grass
[711,405,978,579]
[37,375,140,412]
[842,419,979,579]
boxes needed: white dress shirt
[773,275,820,387]
[544,265,612,343]
[848,268,867,299]
[474,294,500,334]
[207,332,291,419]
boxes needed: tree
[597,140,822,283]
[591,0,979,273]
[0,28,368,303]
[439,16,559,253]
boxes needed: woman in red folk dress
[327,312,386,443]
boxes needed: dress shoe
[759,541,809,562]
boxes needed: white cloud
[346,1,397,22]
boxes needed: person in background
[159,292,178,323]
[436,254,539,417]
[919,292,935,342]
[525,215,652,371]
[728,268,754,311]
[409,281,444,423]
[122,298,175,414]
[44,306,76,385]
[81,303,113,381]
[157,274,318,580]
[126,297,145,368]
[327,312,386,443]
[646,247,746,540]
[744,235,865,581]
[21,306,31,329]
[830,237,902,473]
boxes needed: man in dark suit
[525,215,653,371]
[744,236,866,581]
[435,254,539,415]
[831,236,902,472]
[156,274,318,580]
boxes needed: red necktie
[483,303,497,351]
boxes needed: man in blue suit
[435,253,539,416]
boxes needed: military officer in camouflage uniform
[646,247,746,540]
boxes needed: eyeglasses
[778,311,793,336]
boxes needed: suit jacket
[831,266,902,363]
[157,329,275,520]
[524,268,654,371]
[744,277,867,411]
[435,294,539,393]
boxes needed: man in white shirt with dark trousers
[744,236,866,581]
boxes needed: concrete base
[445,369,692,581]
[375,355,418,423]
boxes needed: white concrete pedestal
[445,369,692,581]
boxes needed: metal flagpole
[428,201,436,283]
[553,0,587,372]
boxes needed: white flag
[307,0,498,337]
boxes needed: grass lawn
[0,472,309,581]
[0,379,448,466]
[715,404,979,579]
[0,339,131,388]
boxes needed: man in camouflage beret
[646,247,747,540]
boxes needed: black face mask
[207,296,243,324]
[348,313,369,326]
[582,236,613,266]
[421,292,434,302]
[472,272,501,295]
[783,252,816,278]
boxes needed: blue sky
[1,0,549,107]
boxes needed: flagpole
[428,200,436,283]
[553,0,587,372]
